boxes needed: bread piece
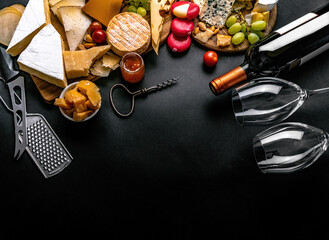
[63,45,111,79]
[59,6,91,51]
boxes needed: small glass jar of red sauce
[120,52,145,84]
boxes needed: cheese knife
[0,46,27,160]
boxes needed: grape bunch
[225,15,267,45]
[127,0,150,17]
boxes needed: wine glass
[253,122,329,173]
[232,77,329,126]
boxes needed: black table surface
[1,0,329,238]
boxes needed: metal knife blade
[0,47,27,160]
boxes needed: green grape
[251,29,264,39]
[248,33,259,44]
[140,0,148,5]
[143,3,150,11]
[232,32,245,45]
[137,7,147,17]
[251,20,267,31]
[228,23,241,35]
[134,0,141,7]
[129,1,135,6]
[226,15,237,28]
[128,5,137,13]
[241,23,246,33]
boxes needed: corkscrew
[109,77,179,117]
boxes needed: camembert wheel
[106,12,151,57]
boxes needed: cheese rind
[106,12,151,57]
[199,0,235,28]
[17,24,67,88]
[6,0,51,56]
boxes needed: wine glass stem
[307,87,329,97]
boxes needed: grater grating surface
[26,114,72,178]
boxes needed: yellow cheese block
[82,0,122,26]
[63,45,111,79]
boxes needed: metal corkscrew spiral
[156,77,179,90]
[109,77,179,117]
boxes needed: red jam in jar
[120,52,145,84]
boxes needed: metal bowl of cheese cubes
[54,80,101,122]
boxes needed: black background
[1,0,329,238]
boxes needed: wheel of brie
[106,12,151,57]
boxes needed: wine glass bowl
[232,77,307,126]
[253,122,329,173]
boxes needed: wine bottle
[209,2,329,96]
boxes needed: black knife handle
[0,47,20,82]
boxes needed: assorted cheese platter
[192,0,277,52]
[1,0,175,103]
[0,0,279,107]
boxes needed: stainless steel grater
[26,113,72,178]
[0,95,73,178]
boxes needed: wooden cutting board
[31,8,174,104]
[192,6,277,52]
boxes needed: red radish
[171,18,194,37]
[167,33,191,52]
[171,1,200,20]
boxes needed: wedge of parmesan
[90,52,121,77]
[63,45,111,79]
[90,59,111,77]
[102,52,121,70]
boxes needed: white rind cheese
[18,24,67,88]
[199,0,235,28]
[253,0,278,13]
[6,0,50,56]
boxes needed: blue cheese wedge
[199,0,235,28]
[18,24,67,88]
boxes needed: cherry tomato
[92,30,107,43]
[203,51,218,67]
[89,21,103,33]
